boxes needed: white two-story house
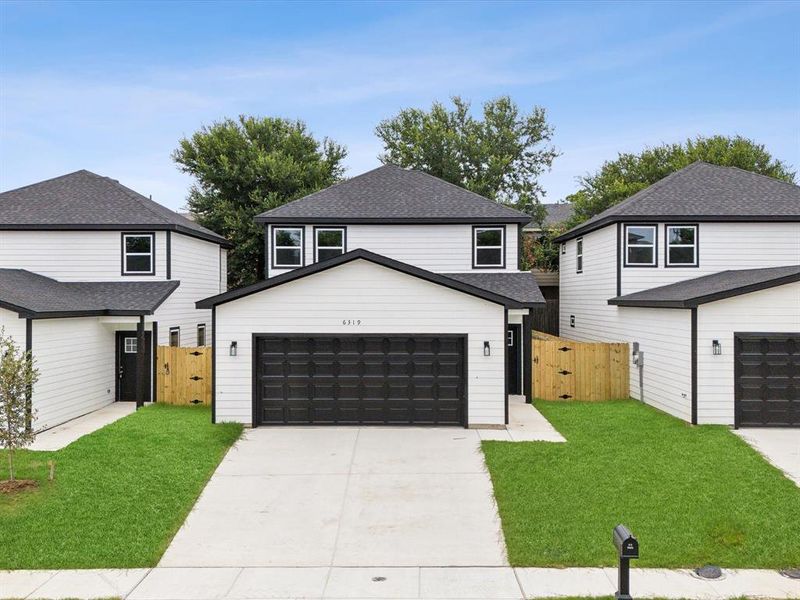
[555,162,800,428]
[0,170,230,430]
[197,165,543,428]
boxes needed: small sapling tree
[0,328,39,484]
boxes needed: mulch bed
[0,479,38,494]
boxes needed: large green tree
[567,135,796,226]
[173,116,346,287]
[376,96,558,222]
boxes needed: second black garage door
[254,335,466,426]
[735,333,799,427]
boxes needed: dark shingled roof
[609,265,800,308]
[198,248,543,309]
[255,164,531,224]
[443,272,545,305]
[0,170,231,246]
[523,203,574,231]
[556,162,800,241]
[0,269,180,318]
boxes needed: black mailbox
[613,525,639,559]
[612,524,639,600]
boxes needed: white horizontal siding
[697,282,800,425]
[154,233,223,346]
[268,224,519,276]
[621,222,800,294]
[0,230,168,281]
[216,259,506,426]
[559,221,800,423]
[0,307,27,347]
[31,317,116,430]
[559,227,692,420]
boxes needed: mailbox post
[612,524,639,600]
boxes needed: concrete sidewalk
[2,566,798,599]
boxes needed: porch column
[136,315,146,408]
[523,312,533,403]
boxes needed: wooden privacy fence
[533,331,629,401]
[156,346,212,405]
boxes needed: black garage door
[254,335,466,426]
[734,333,799,427]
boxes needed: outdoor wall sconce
[483,341,491,356]
[229,341,238,357]
[712,340,722,356]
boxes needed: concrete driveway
[734,428,800,486]
[159,427,508,567]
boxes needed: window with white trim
[315,228,345,262]
[169,327,180,347]
[473,227,505,268]
[666,225,698,266]
[272,227,303,267]
[122,233,154,275]
[124,337,137,353]
[576,238,583,273]
[197,323,206,346]
[625,225,656,266]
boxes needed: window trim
[664,223,699,268]
[576,237,583,273]
[124,337,138,354]
[121,232,155,276]
[472,225,506,269]
[197,323,206,347]
[623,224,658,268]
[169,326,180,347]
[313,226,347,263]
[271,226,305,269]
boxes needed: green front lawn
[0,404,241,569]
[483,400,800,568]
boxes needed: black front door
[507,324,522,395]
[116,331,152,402]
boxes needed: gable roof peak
[255,164,531,224]
[0,169,230,246]
[555,161,800,242]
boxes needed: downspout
[25,318,33,432]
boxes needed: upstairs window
[624,225,657,267]
[315,227,346,262]
[473,226,505,268]
[666,225,698,267]
[122,233,155,275]
[272,227,304,268]
[576,238,583,273]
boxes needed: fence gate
[156,346,212,405]
[533,332,629,401]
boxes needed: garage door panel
[255,334,466,426]
[735,333,799,427]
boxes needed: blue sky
[1,0,798,210]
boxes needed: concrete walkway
[734,428,800,486]
[3,566,798,599]
[478,396,566,442]
[29,403,136,451]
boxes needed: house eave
[607,272,800,309]
[197,249,541,310]
[255,216,532,225]
[0,223,233,248]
